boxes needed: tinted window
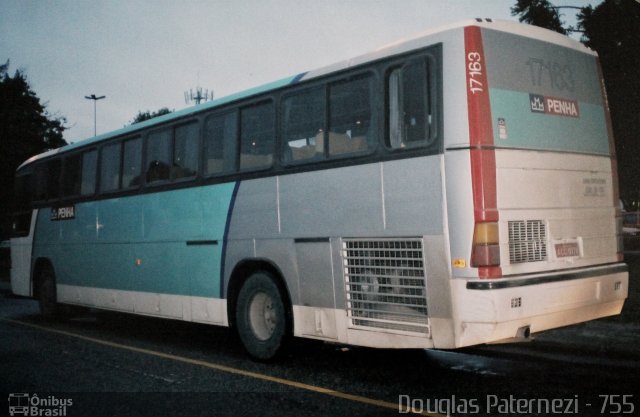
[204,112,237,176]
[81,150,97,196]
[328,76,373,156]
[240,101,274,171]
[122,138,142,188]
[14,171,32,211]
[146,129,171,184]
[32,164,47,202]
[388,58,431,149]
[13,169,33,236]
[282,87,325,163]
[100,142,121,192]
[62,154,82,197]
[47,159,61,200]
[173,123,199,179]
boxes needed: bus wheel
[235,272,288,361]
[37,265,59,318]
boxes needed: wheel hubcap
[248,292,277,341]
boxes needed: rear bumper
[450,263,628,348]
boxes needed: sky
[1,0,594,144]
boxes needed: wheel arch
[32,257,54,299]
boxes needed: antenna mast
[184,75,213,106]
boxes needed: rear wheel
[235,272,289,361]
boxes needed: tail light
[471,222,500,267]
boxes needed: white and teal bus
[10,19,628,360]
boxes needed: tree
[130,107,173,125]
[511,0,568,34]
[512,0,640,207]
[0,60,68,237]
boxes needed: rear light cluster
[471,222,500,267]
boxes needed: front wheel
[235,272,289,361]
[37,265,59,318]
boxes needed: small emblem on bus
[50,206,75,221]
[529,93,579,118]
[530,94,545,113]
[497,118,508,140]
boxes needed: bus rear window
[482,28,609,155]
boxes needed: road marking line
[2,318,444,416]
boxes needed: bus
[10,19,628,360]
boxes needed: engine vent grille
[342,238,429,335]
[508,220,548,264]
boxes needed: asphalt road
[1,257,639,417]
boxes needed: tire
[37,264,59,318]
[235,272,289,361]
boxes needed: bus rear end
[445,21,628,348]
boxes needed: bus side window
[328,75,373,157]
[47,159,61,201]
[282,87,325,163]
[81,150,97,196]
[240,101,274,171]
[12,170,33,236]
[204,112,237,176]
[146,129,171,184]
[387,58,431,149]
[100,142,122,192]
[173,123,199,180]
[122,138,142,188]
[62,154,82,197]
[33,163,48,202]
[33,159,61,202]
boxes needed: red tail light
[471,222,500,267]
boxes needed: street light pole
[84,94,106,136]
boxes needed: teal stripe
[489,88,609,155]
[34,182,237,297]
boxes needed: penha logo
[50,206,75,221]
[529,93,580,118]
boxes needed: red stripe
[465,26,501,278]
[464,26,497,222]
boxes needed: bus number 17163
[467,51,484,94]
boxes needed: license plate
[555,242,580,258]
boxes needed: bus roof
[18,18,594,171]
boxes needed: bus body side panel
[223,156,449,348]
[9,210,38,297]
[32,183,236,324]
